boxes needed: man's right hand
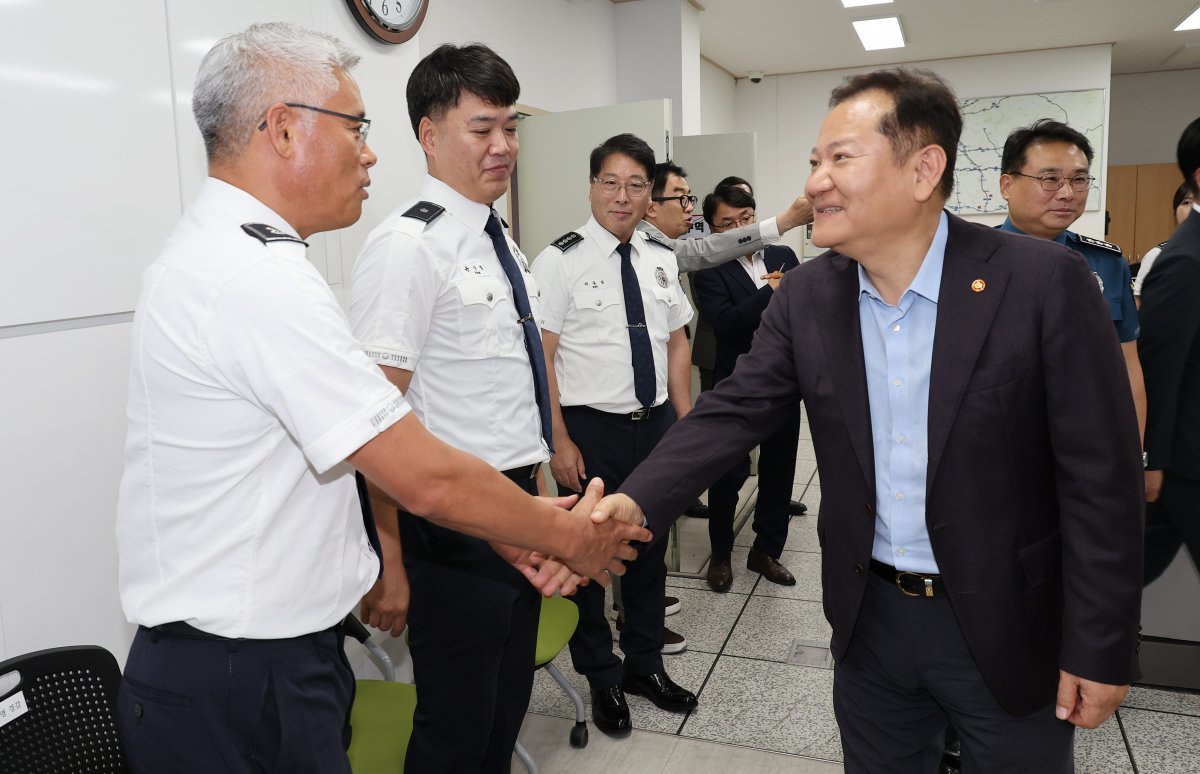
[559,480,652,586]
[550,435,587,491]
[777,196,815,233]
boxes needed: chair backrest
[0,645,128,773]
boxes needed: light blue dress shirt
[858,212,948,573]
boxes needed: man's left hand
[1055,670,1128,728]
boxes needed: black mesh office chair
[0,645,128,773]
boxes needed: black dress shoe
[621,672,698,713]
[747,548,796,586]
[590,685,631,736]
[788,499,808,516]
[685,499,710,518]
[707,557,733,592]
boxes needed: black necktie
[484,212,554,453]
[617,242,657,408]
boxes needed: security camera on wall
[748,70,765,84]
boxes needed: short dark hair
[406,43,519,138]
[652,162,688,198]
[715,175,753,195]
[589,133,656,182]
[1178,116,1200,199]
[703,185,756,226]
[829,68,962,199]
[1001,119,1093,176]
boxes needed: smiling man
[533,133,699,737]
[998,119,1146,439]
[590,68,1143,772]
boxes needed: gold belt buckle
[895,571,935,598]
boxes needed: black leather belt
[501,463,541,481]
[568,403,667,422]
[152,621,234,640]
[870,560,946,598]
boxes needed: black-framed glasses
[590,177,651,197]
[651,194,698,208]
[1011,172,1094,192]
[258,103,371,145]
[711,212,756,231]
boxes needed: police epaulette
[1077,234,1122,255]
[1156,240,1169,249]
[643,232,673,250]
[241,223,307,246]
[552,231,583,251]
[402,201,445,223]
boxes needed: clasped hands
[495,479,652,597]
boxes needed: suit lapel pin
[971,279,986,293]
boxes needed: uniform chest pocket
[451,275,518,357]
[574,286,622,313]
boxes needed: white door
[514,99,671,259]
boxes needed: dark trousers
[833,573,1074,774]
[118,624,354,774]
[708,405,800,560]
[560,404,675,689]
[1144,473,1200,585]
[399,474,541,773]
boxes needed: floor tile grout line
[1120,703,1200,720]
[1114,708,1140,774]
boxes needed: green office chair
[344,615,540,773]
[535,595,589,748]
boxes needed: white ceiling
[698,0,1200,79]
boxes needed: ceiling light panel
[853,16,905,51]
[841,0,893,7]
[1176,6,1200,31]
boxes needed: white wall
[735,44,1115,255]
[615,0,702,137]
[1110,68,1200,166]
[700,58,736,136]
[0,0,622,667]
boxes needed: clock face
[363,0,423,31]
[345,0,428,44]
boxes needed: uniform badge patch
[1093,272,1105,292]
[241,223,307,246]
[655,267,669,288]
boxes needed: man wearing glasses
[533,134,699,737]
[998,119,1146,438]
[691,185,801,593]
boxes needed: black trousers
[708,404,800,560]
[560,404,674,689]
[399,473,541,773]
[1144,472,1200,585]
[118,623,354,774]
[833,573,1074,774]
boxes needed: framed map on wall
[950,88,1105,215]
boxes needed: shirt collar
[584,215,640,259]
[199,177,298,238]
[421,174,493,235]
[858,210,948,305]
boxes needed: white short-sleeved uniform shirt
[350,175,548,471]
[532,216,693,413]
[117,178,410,639]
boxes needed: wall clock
[344,0,428,45]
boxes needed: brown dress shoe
[707,557,733,592]
[747,548,796,586]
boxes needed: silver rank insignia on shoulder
[655,267,669,288]
[1077,233,1122,255]
[241,223,307,246]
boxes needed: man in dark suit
[692,185,802,592]
[1139,116,1200,584]
[592,68,1143,772]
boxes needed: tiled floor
[517,409,1200,773]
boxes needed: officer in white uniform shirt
[532,133,699,738]
[114,25,649,774]
[349,44,552,773]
